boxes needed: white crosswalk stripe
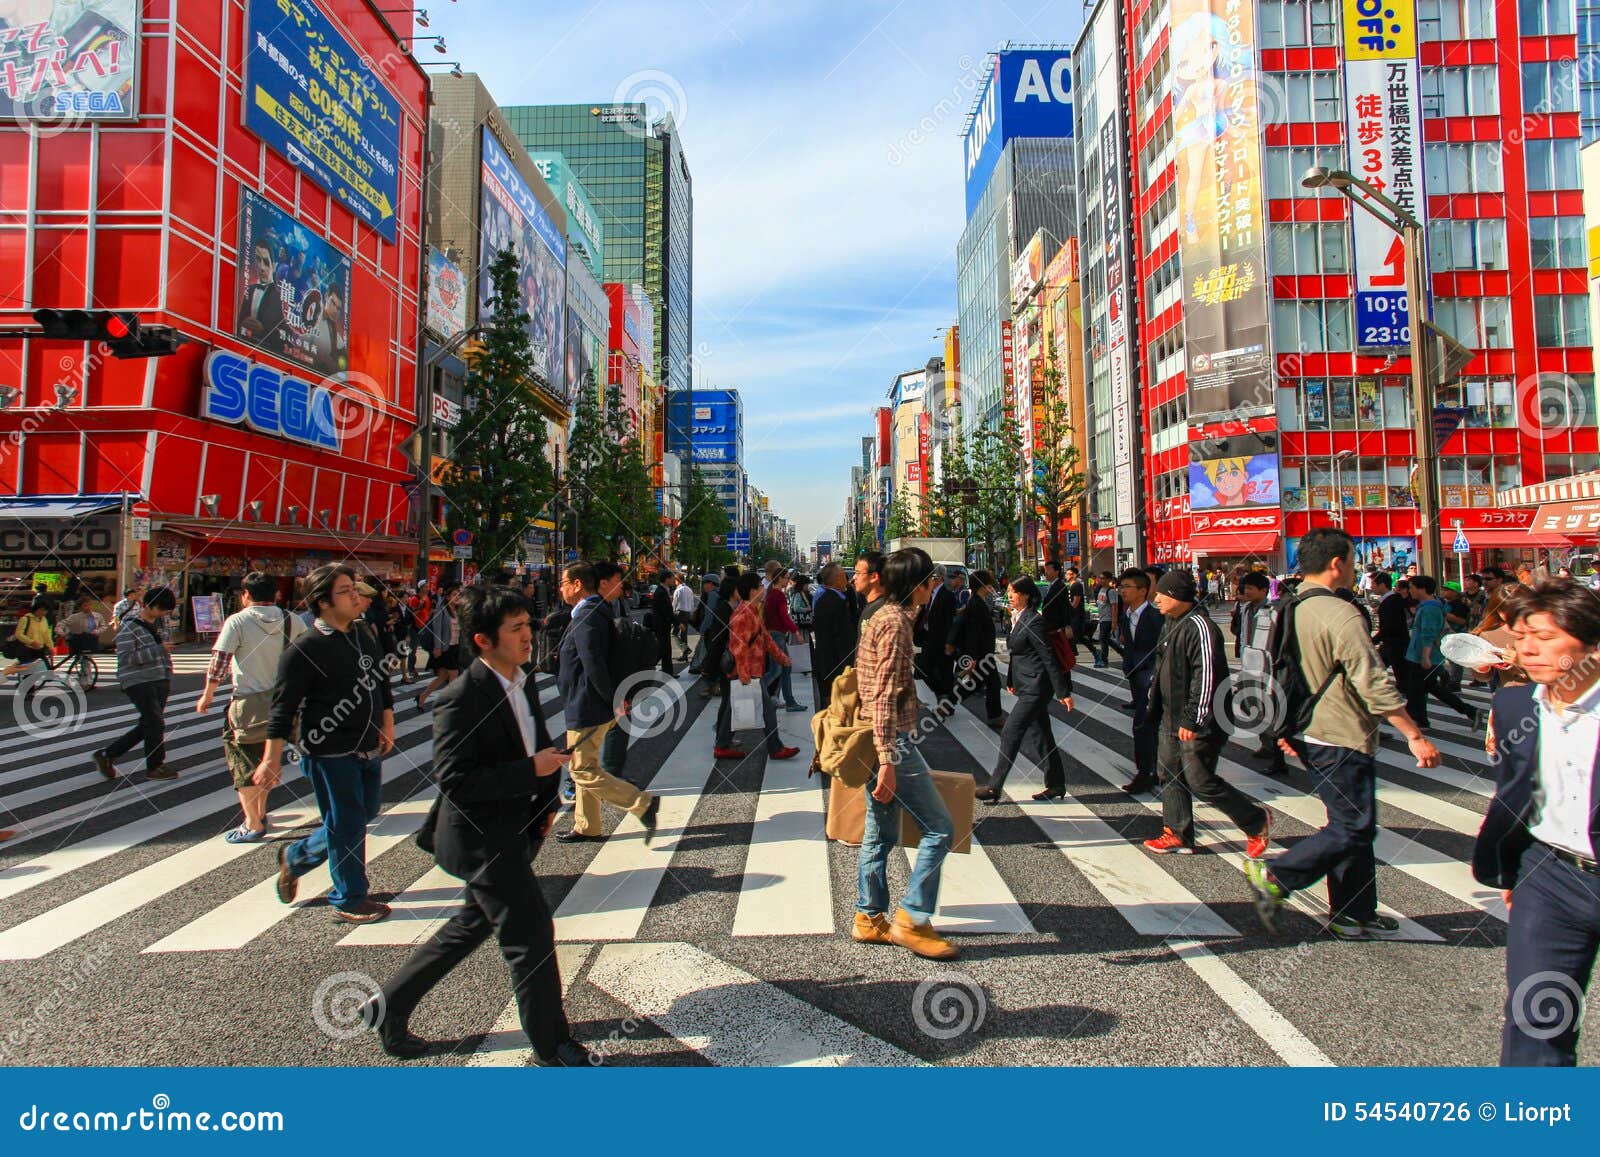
[732,703,832,937]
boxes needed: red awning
[163,522,415,556]
[1435,527,1581,547]
[1191,530,1280,555]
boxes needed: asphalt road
[0,635,1572,1068]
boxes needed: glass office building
[500,103,693,398]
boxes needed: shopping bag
[825,780,865,844]
[730,678,763,730]
[899,770,975,855]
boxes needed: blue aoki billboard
[242,0,403,240]
[962,49,1075,216]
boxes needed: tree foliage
[563,381,658,566]
[970,411,1026,574]
[675,466,733,572]
[1031,361,1089,566]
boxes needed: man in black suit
[555,561,659,843]
[1372,573,1409,674]
[650,569,676,676]
[1471,579,1600,1065]
[1117,568,1163,794]
[1040,560,1069,635]
[919,567,961,708]
[371,586,598,1066]
[237,239,286,354]
[810,561,855,710]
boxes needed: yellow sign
[1343,0,1416,61]
[253,86,394,220]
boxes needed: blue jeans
[1503,842,1600,1066]
[858,734,951,925]
[770,632,803,707]
[286,754,382,912]
[1271,743,1378,921]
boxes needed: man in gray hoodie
[94,586,178,782]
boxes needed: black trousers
[655,629,674,675]
[1401,657,1474,725]
[989,690,1065,795]
[922,649,955,702]
[1157,728,1267,846]
[1502,843,1600,1066]
[1129,671,1156,780]
[382,842,571,1061]
[104,680,169,771]
[955,654,1002,722]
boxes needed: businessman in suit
[237,240,286,354]
[919,567,962,707]
[1117,568,1163,794]
[555,560,659,843]
[810,561,856,710]
[371,586,598,1066]
[1472,578,1600,1066]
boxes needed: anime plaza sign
[201,349,355,450]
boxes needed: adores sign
[202,350,341,450]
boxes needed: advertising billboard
[243,0,402,241]
[1343,0,1424,349]
[1011,229,1047,310]
[426,248,468,341]
[688,398,739,464]
[479,127,566,396]
[1171,0,1272,417]
[963,49,1075,217]
[565,306,600,409]
[530,152,605,277]
[1188,452,1281,510]
[235,189,352,376]
[0,0,139,120]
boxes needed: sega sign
[962,50,1075,217]
[202,350,341,450]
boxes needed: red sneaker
[1143,827,1195,855]
[770,746,801,760]
[1245,814,1271,860]
[713,747,747,760]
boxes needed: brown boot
[889,908,958,960]
[851,911,893,945]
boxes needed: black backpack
[610,612,659,680]
[1260,586,1344,744]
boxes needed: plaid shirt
[856,602,918,763]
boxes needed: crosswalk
[0,655,1530,1066]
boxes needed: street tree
[1031,362,1090,566]
[676,466,733,571]
[970,411,1025,574]
[885,482,923,541]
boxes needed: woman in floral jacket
[715,572,800,761]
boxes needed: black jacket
[700,590,735,677]
[1374,591,1410,665]
[1119,601,1163,681]
[1147,607,1227,736]
[419,660,558,883]
[650,584,674,636]
[948,590,996,659]
[811,587,855,685]
[268,622,394,755]
[921,582,959,657]
[557,596,616,729]
[1006,607,1073,699]
[1040,578,1070,633]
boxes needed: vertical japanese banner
[1001,319,1016,417]
[1343,0,1423,349]
[1171,0,1272,418]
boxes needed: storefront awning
[0,496,125,520]
[1498,471,1600,508]
[1191,530,1280,556]
[1436,526,1578,548]
[162,522,416,555]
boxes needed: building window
[1423,142,1504,194]
[1523,59,1580,114]
[1435,297,1513,347]
[1520,0,1576,33]
[1270,222,1350,274]
[1535,295,1592,346]
[1421,66,1499,117]
[1265,146,1345,197]
[1530,216,1586,268]
[1273,300,1353,352]
[1427,219,1508,270]
[1418,0,1496,38]
[1280,71,1342,123]
[1258,0,1340,45]
[1525,138,1582,191]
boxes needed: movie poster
[234,189,352,376]
[479,128,566,395]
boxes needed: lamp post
[1332,448,1355,526]
[1302,165,1443,579]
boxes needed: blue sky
[424,0,1083,545]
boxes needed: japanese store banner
[1343,0,1423,349]
[1171,0,1273,419]
[0,0,139,120]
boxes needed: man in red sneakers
[1142,570,1271,860]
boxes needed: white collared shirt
[479,658,539,757]
[1126,601,1149,635]
[1528,678,1600,859]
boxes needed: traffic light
[31,309,186,358]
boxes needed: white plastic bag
[730,678,762,731]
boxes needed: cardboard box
[825,772,974,854]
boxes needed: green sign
[530,152,604,278]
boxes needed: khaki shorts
[224,693,272,790]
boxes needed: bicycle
[1,647,98,694]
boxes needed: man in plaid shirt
[853,547,958,961]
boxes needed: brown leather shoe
[889,908,958,960]
[274,844,298,905]
[333,899,391,925]
[851,911,893,945]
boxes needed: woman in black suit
[978,576,1075,804]
[948,569,1003,727]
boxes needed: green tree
[675,466,733,571]
[561,376,608,558]
[971,412,1025,574]
[442,246,554,572]
[1031,362,1090,566]
[848,519,878,559]
[563,381,657,566]
[926,428,974,543]
[885,482,923,541]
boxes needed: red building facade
[0,1,429,619]
[604,281,641,432]
[1123,0,1593,574]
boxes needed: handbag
[729,678,763,730]
[1048,628,1077,672]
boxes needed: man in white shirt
[672,570,698,661]
[1471,578,1600,1065]
[197,572,306,843]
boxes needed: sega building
[1117,0,1595,574]
[0,2,429,623]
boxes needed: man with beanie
[1142,569,1272,859]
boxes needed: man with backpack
[1235,571,1289,776]
[554,561,659,844]
[1245,528,1439,939]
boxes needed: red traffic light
[105,315,130,339]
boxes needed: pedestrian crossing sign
[1452,530,1470,553]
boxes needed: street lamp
[1302,164,1443,578]
[1332,448,1355,526]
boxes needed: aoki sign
[202,350,341,450]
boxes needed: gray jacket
[115,617,172,689]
